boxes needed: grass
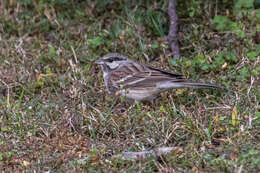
[0,0,260,172]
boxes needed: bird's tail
[157,81,225,90]
[176,82,224,89]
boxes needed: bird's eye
[107,59,114,63]
[113,57,123,61]
[105,57,124,63]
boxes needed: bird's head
[95,53,129,73]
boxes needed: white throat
[107,61,119,69]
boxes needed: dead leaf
[23,160,30,167]
[232,106,239,126]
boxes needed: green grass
[0,0,260,172]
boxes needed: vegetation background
[0,0,259,172]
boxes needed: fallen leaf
[23,160,30,167]
[222,62,227,68]
[232,106,239,126]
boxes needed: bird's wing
[110,62,186,89]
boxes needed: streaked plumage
[96,53,223,101]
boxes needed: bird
[95,53,224,102]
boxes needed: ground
[0,0,260,172]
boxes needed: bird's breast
[118,87,158,101]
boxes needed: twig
[121,147,182,160]
[167,0,181,58]
[236,165,243,173]
[205,105,231,110]
[247,76,254,96]
[0,0,4,10]
[71,46,78,64]
[0,78,10,108]
[86,103,105,121]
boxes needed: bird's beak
[95,59,104,65]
